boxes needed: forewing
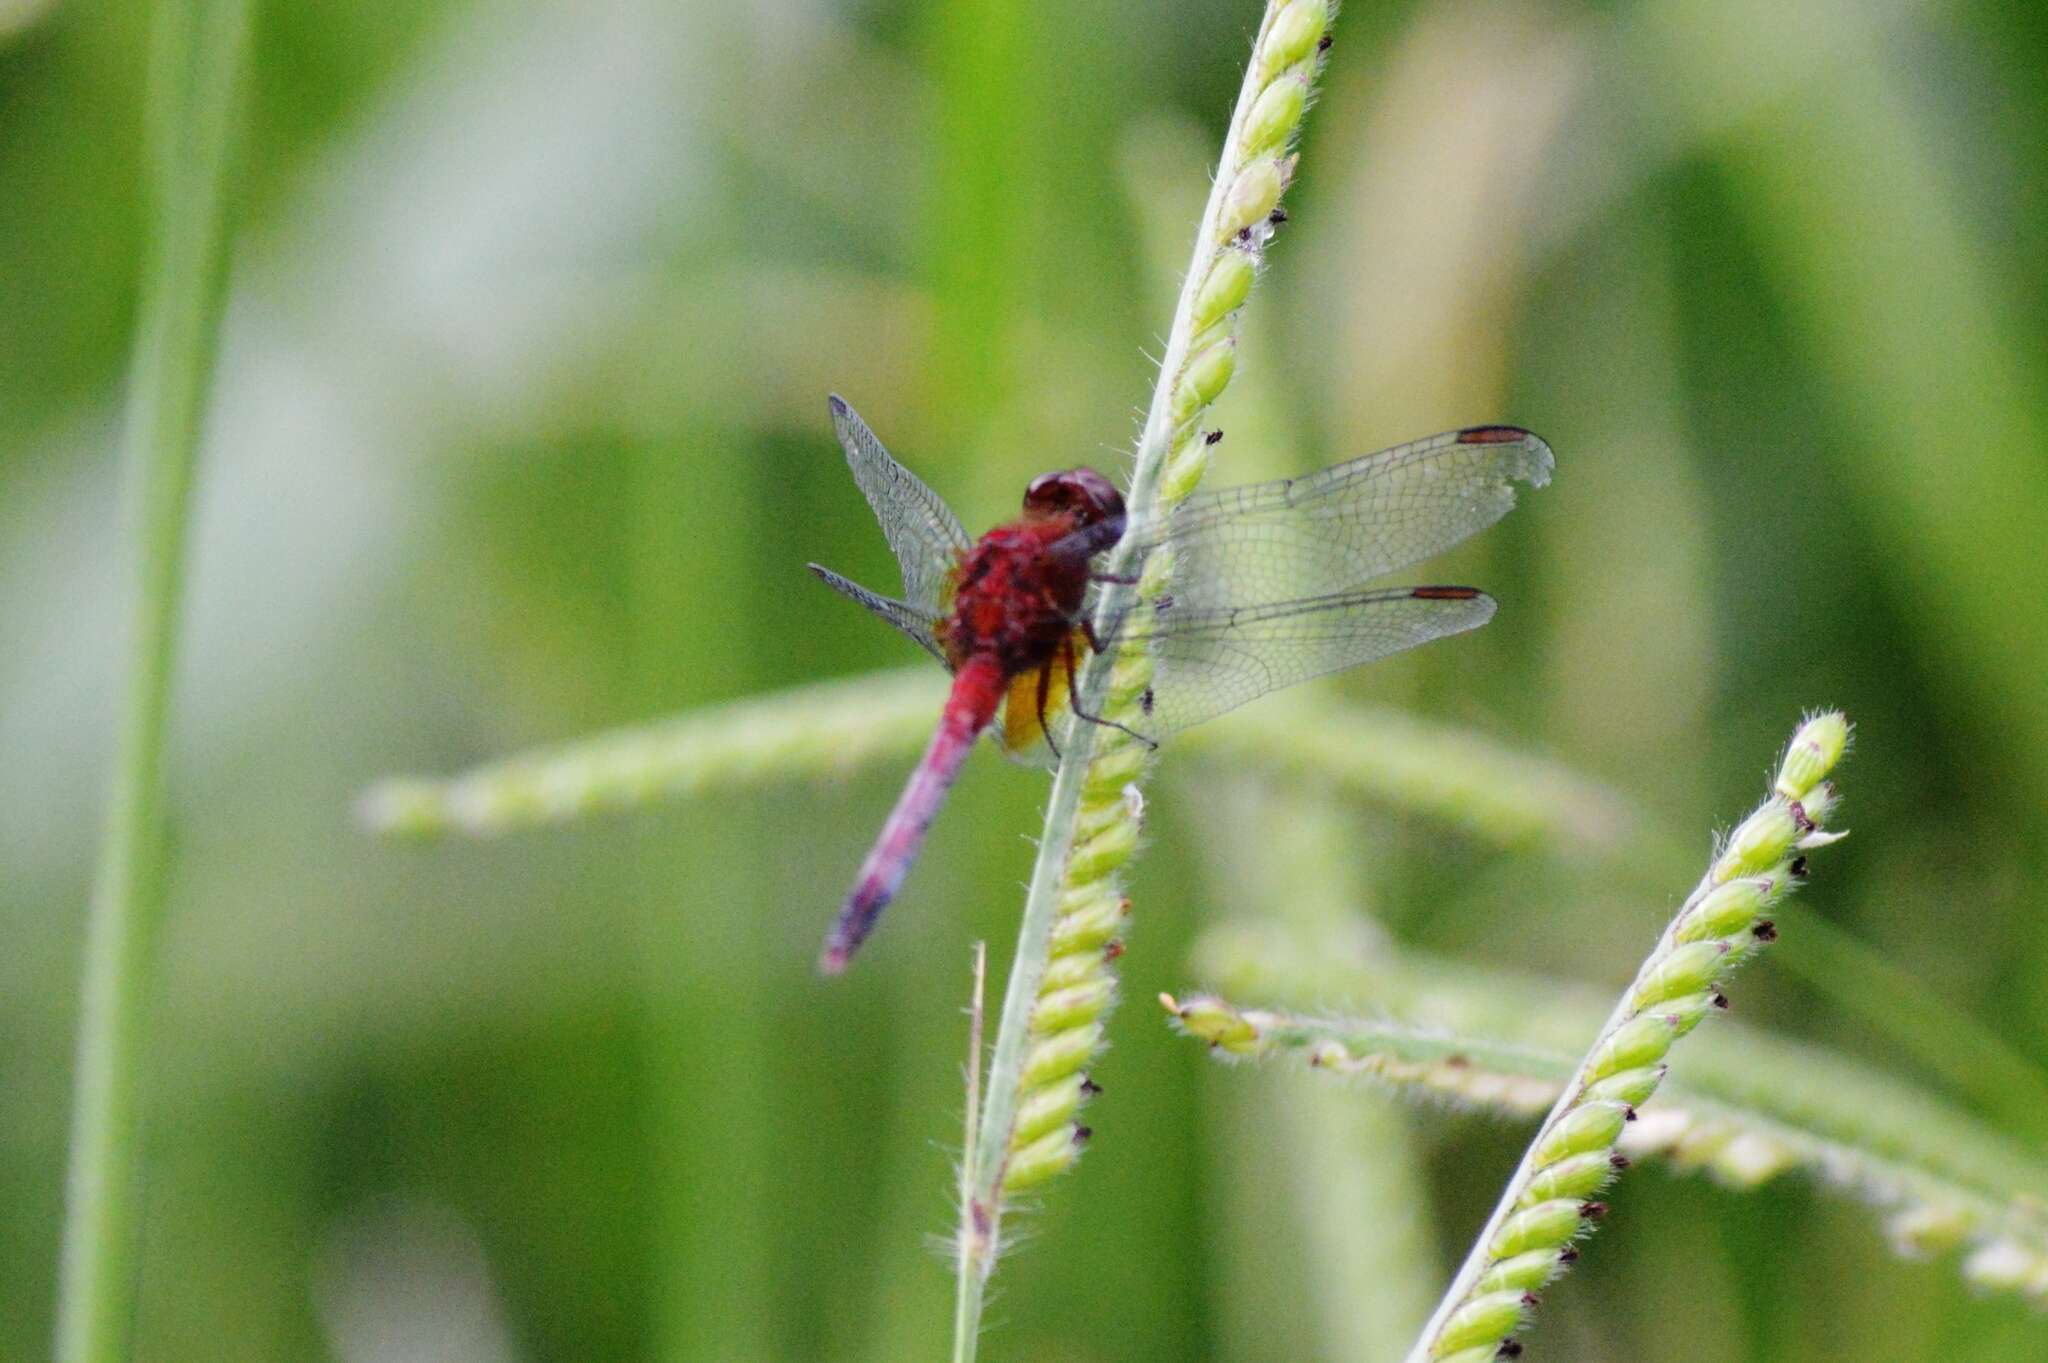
[829,395,971,615]
[807,563,946,663]
[1136,426,1553,611]
[1119,586,1497,739]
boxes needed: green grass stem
[54,3,254,1361]
[951,4,1332,1356]
[1382,713,1851,1360]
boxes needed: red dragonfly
[811,395,1553,972]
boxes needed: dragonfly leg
[1079,604,1134,654]
[1090,570,1140,586]
[1036,659,1062,762]
[1062,635,1157,749]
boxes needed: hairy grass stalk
[360,665,1626,850]
[1384,711,1852,1361]
[54,3,254,1361]
[1193,901,2048,1300]
[1165,997,2048,1301]
[1202,899,2048,1159]
[951,3,1334,1356]
[958,942,988,1268]
[359,668,945,836]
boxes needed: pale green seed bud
[1037,952,1096,995]
[1434,1290,1527,1355]
[1522,1151,1621,1204]
[1963,1239,2040,1294]
[1534,1101,1630,1165]
[1711,1131,1798,1187]
[1082,733,1150,789]
[1159,440,1214,504]
[1010,1074,1086,1147]
[1712,938,1760,976]
[1887,1202,1975,1259]
[1776,711,1850,800]
[1632,940,1729,1008]
[1021,1021,1102,1086]
[1032,978,1114,1034]
[1583,1065,1665,1107]
[1676,877,1776,943]
[1656,991,1722,1038]
[1261,0,1329,76]
[1002,1124,1082,1191]
[357,779,446,836]
[1797,780,1838,829]
[1216,158,1284,242]
[1135,545,1177,592]
[1191,250,1256,334]
[1713,800,1800,882]
[1305,1039,1349,1069]
[1172,338,1237,425]
[1068,816,1138,881]
[1243,76,1308,155]
[1586,1015,1677,1078]
[1048,894,1124,956]
[1490,1199,1582,1257]
[1477,1248,1565,1294]
[1161,993,1261,1054]
[1073,795,1126,844]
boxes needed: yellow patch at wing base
[993,635,1090,766]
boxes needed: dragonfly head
[1023,467,1125,529]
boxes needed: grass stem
[948,4,1327,1356]
[53,4,253,1360]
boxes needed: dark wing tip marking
[1410,585,1484,600]
[1456,424,1529,445]
[1456,424,1556,489]
[827,392,851,417]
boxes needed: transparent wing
[828,394,971,615]
[1113,586,1498,740]
[808,563,946,663]
[1131,426,1553,612]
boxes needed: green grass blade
[54,4,254,1361]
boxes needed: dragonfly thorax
[941,521,1095,677]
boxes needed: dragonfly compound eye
[1025,468,1125,526]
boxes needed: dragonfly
[810,394,1553,972]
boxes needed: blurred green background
[8,0,2048,1358]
